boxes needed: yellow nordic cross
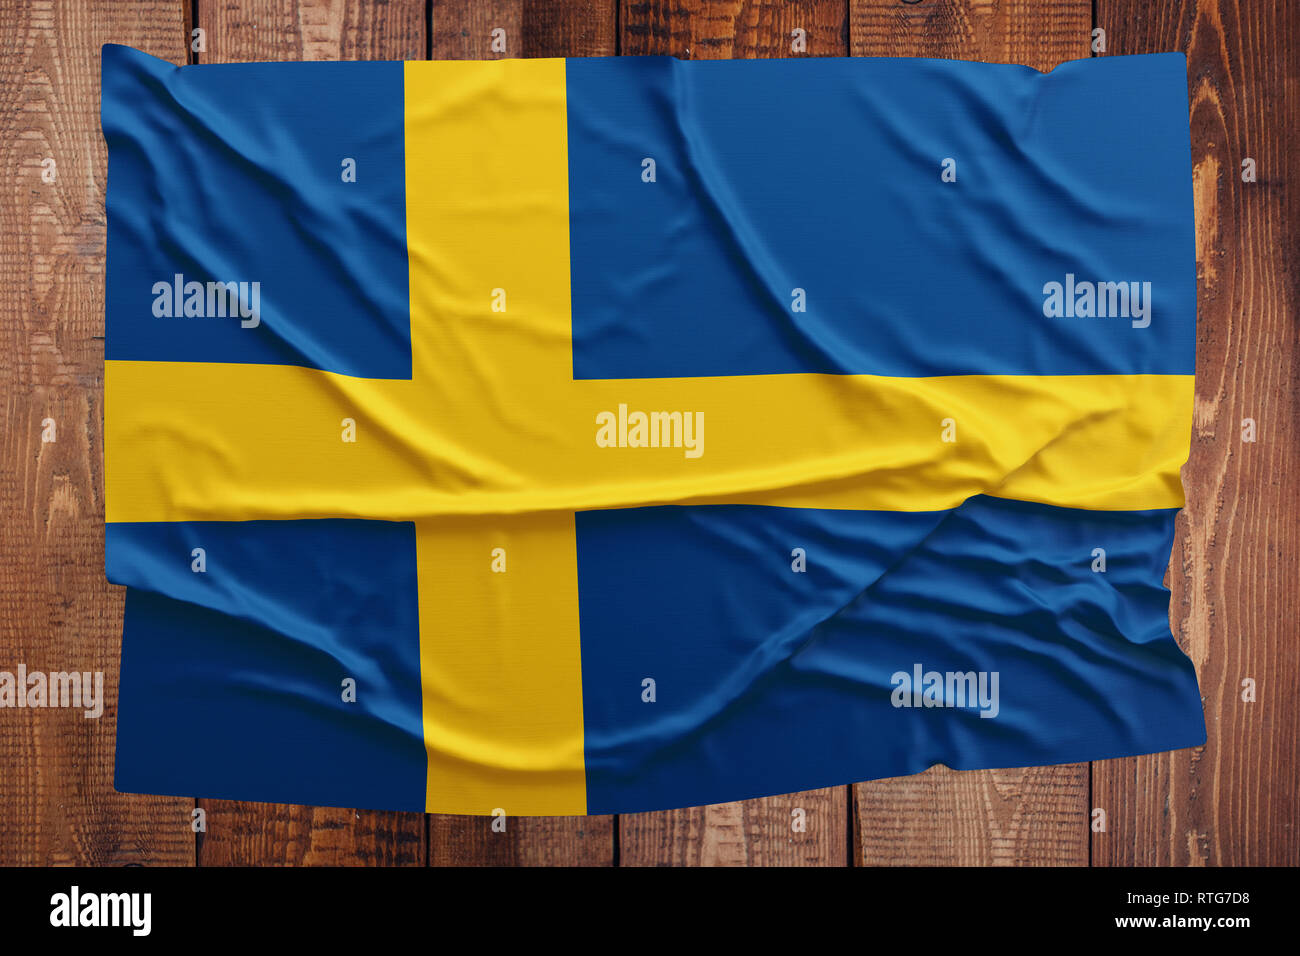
[104,59,1192,814]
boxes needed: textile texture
[103,45,1204,814]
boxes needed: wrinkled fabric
[103,45,1204,814]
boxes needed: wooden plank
[196,801,425,866]
[525,0,617,57]
[855,766,1087,866]
[848,0,1093,866]
[0,0,193,865]
[422,0,620,867]
[851,0,1089,72]
[622,790,848,867]
[432,1,615,59]
[431,1,521,59]
[428,814,614,866]
[1092,0,1299,866]
[614,1,851,866]
[622,0,848,58]
[192,0,428,866]
[199,0,425,61]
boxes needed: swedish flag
[103,45,1204,814]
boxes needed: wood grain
[430,1,520,59]
[622,0,848,58]
[432,1,617,59]
[851,0,1090,72]
[190,0,429,866]
[855,765,1088,866]
[199,0,425,62]
[1091,0,1299,866]
[525,0,617,58]
[847,0,1094,867]
[428,813,614,866]
[196,802,425,866]
[622,789,847,866]
[0,0,193,865]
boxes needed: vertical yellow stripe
[404,58,587,814]
[416,516,586,815]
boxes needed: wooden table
[1,0,1294,866]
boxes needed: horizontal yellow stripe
[105,362,1191,520]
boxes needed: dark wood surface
[1090,0,1299,867]
[0,0,1293,866]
